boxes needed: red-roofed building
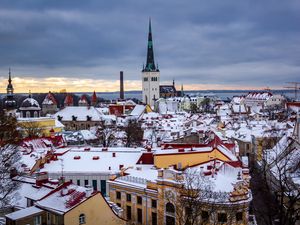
[91,91,98,106]
[64,94,74,107]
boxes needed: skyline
[0,0,300,92]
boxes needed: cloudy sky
[0,0,299,93]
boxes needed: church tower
[4,68,17,113]
[142,19,160,106]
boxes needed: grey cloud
[0,0,299,87]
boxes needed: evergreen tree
[0,111,22,208]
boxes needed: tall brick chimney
[120,71,124,99]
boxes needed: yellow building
[6,181,126,225]
[109,147,251,225]
[18,116,64,137]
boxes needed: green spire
[143,18,158,72]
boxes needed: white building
[142,19,160,106]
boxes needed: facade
[42,91,58,115]
[17,117,64,137]
[142,20,160,107]
[5,177,125,225]
[64,94,74,107]
[55,106,103,130]
[108,145,251,225]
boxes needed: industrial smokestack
[120,71,124,100]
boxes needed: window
[116,191,121,200]
[84,180,88,186]
[152,212,157,225]
[92,180,97,191]
[236,212,243,221]
[77,179,80,186]
[137,208,142,223]
[218,213,227,223]
[201,211,209,221]
[185,207,192,217]
[34,215,41,225]
[126,205,132,220]
[79,214,86,224]
[137,196,142,205]
[144,77,148,82]
[34,111,38,118]
[165,202,176,225]
[166,216,175,225]
[26,111,31,118]
[101,180,106,196]
[126,193,131,202]
[166,202,175,214]
[152,199,157,208]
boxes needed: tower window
[144,77,148,82]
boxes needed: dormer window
[57,115,63,121]
[87,116,92,121]
[72,115,77,121]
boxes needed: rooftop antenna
[60,158,64,180]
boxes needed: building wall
[18,118,63,137]
[109,179,250,225]
[42,104,58,115]
[48,172,111,196]
[154,148,231,169]
[142,71,160,106]
[6,211,47,225]
[59,120,100,131]
[64,192,125,225]
[109,184,158,225]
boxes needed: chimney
[85,185,93,197]
[120,71,124,100]
[36,172,49,186]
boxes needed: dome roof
[20,96,41,110]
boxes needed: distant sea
[87,89,296,101]
[0,90,297,101]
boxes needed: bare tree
[258,134,300,225]
[20,121,43,138]
[163,169,242,225]
[0,111,22,209]
[124,119,143,147]
[96,120,116,147]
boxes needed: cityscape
[0,1,300,225]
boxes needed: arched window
[79,214,86,224]
[165,202,175,225]
[26,111,31,118]
[166,202,175,214]
[34,111,38,118]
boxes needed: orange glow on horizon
[0,77,281,93]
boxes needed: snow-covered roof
[35,183,90,214]
[55,106,103,121]
[130,105,146,117]
[6,206,43,220]
[39,147,143,174]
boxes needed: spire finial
[8,68,12,83]
[149,17,152,33]
[29,90,32,98]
